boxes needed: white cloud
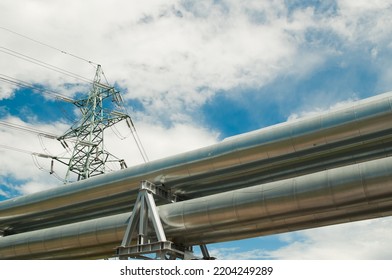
[1,2,392,261]
[0,113,219,195]
[0,82,16,100]
[0,0,310,121]
[1,0,391,124]
[207,216,392,260]
[287,94,359,121]
[267,216,392,259]
[0,188,10,198]
[208,247,269,260]
[338,0,392,14]
[0,0,390,200]
[0,116,71,194]
[102,118,219,168]
[329,0,392,45]
[0,0,307,195]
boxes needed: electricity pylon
[56,65,143,183]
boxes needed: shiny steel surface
[1,156,392,259]
[1,92,392,234]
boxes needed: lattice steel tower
[57,65,145,183]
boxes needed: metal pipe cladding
[1,156,392,259]
[2,92,392,235]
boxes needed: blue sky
[1,0,392,259]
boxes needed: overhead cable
[0,144,53,158]
[0,25,98,67]
[0,73,75,103]
[126,117,149,162]
[0,120,58,139]
[0,46,93,84]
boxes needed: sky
[1,0,392,259]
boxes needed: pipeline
[1,92,392,235]
[1,156,392,259]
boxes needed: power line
[0,144,53,158]
[0,25,150,170]
[125,117,149,162]
[106,79,149,163]
[0,120,58,139]
[0,144,67,183]
[0,119,77,155]
[0,73,75,102]
[0,46,94,84]
[0,25,98,67]
[0,72,149,163]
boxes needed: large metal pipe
[2,92,392,234]
[1,156,392,259]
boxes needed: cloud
[0,0,310,195]
[1,2,392,262]
[266,216,392,259]
[0,82,16,100]
[0,0,391,199]
[208,246,269,260]
[0,112,219,195]
[0,1,308,122]
[1,0,392,125]
[287,94,359,121]
[328,0,392,45]
[0,0,391,212]
[0,187,10,199]
[0,116,71,195]
[206,216,392,260]
[101,118,219,167]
